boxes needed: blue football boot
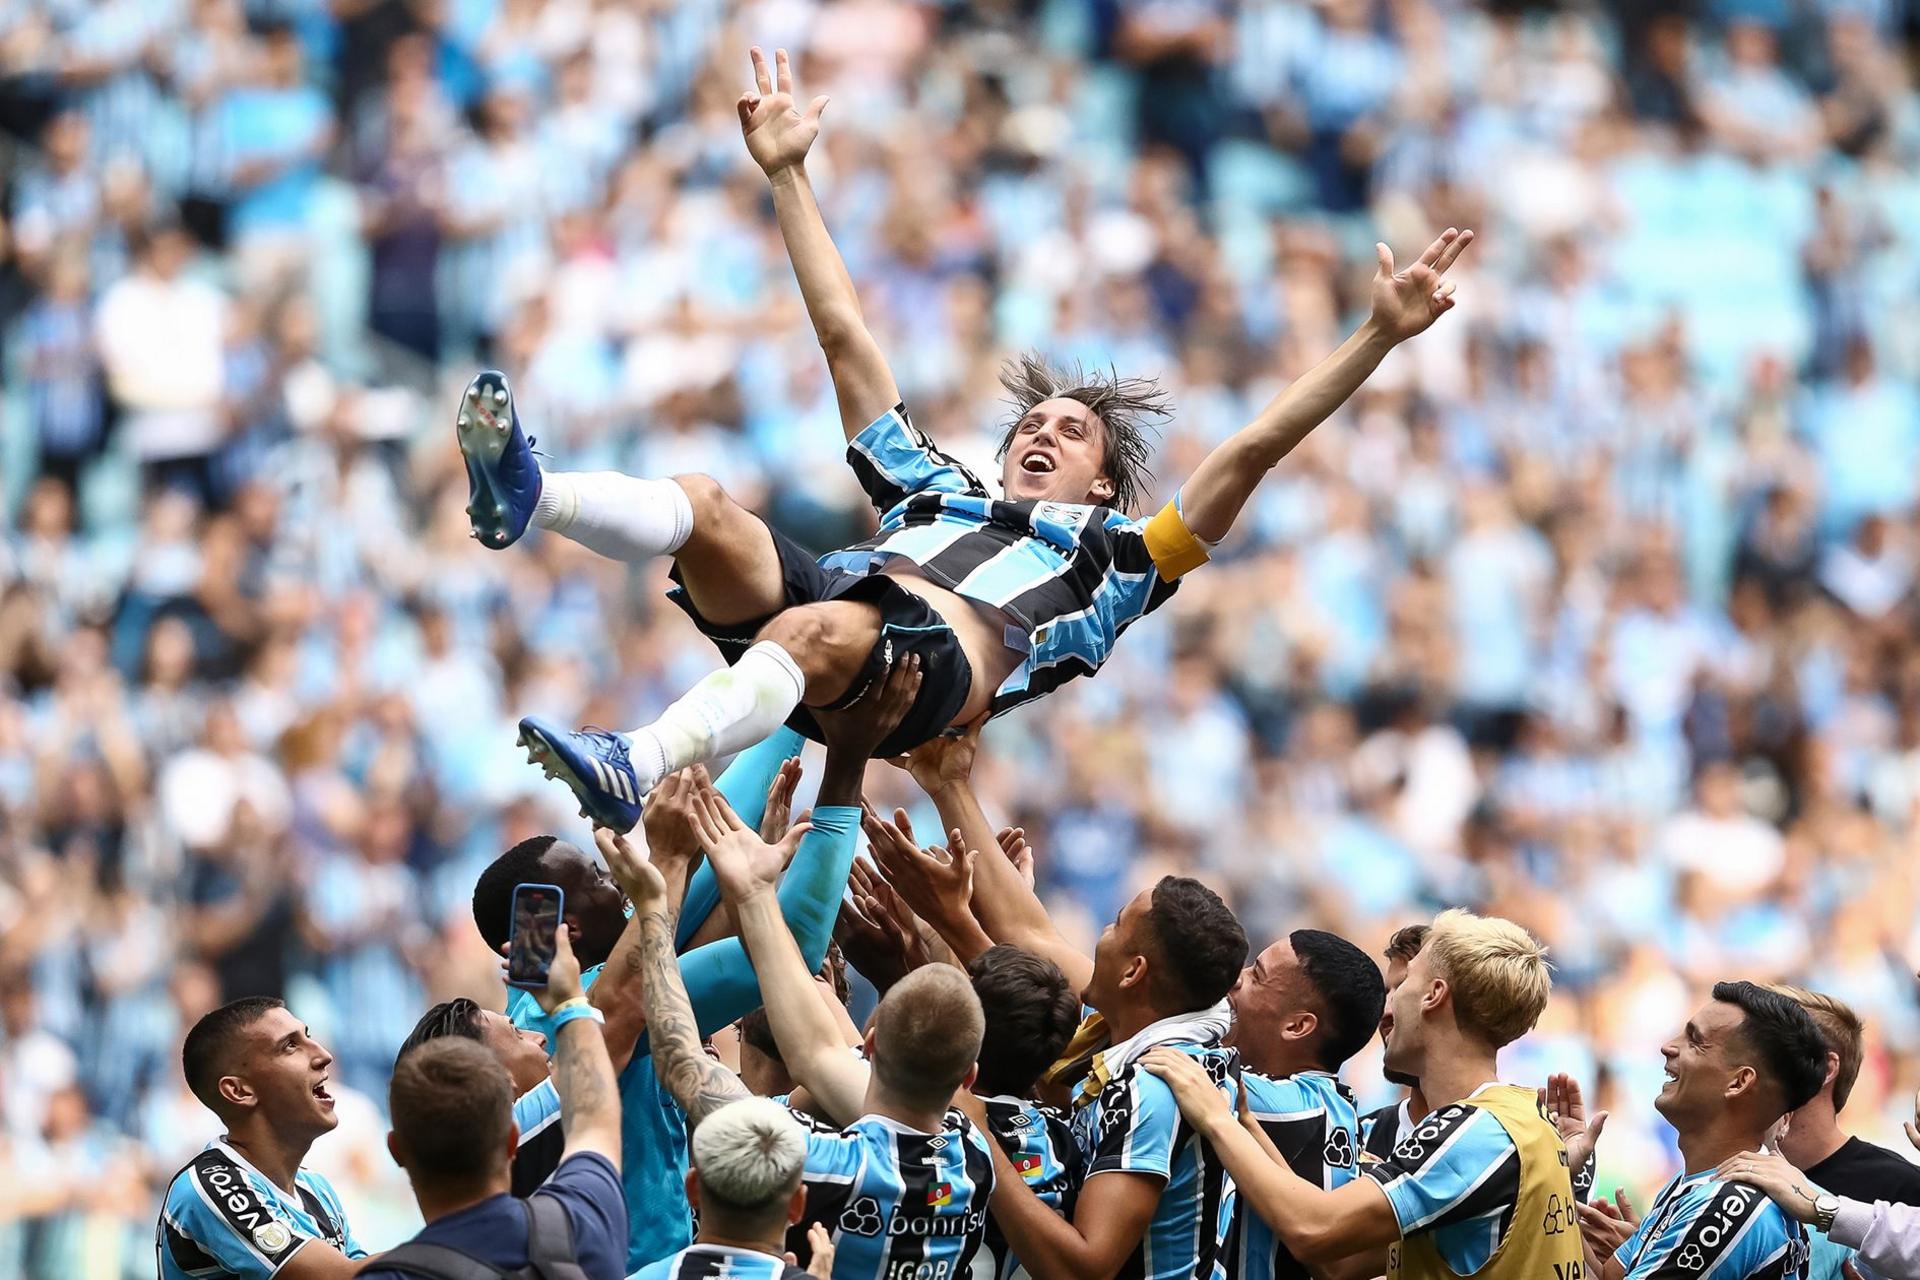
[457,370,541,549]
[517,716,646,833]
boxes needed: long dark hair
[996,353,1169,513]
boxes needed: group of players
[153,44,1918,1280]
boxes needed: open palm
[1370,227,1474,342]
[738,47,827,177]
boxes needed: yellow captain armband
[1143,500,1212,580]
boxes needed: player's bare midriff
[881,562,1023,724]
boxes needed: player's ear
[218,1073,254,1110]
[1089,474,1115,501]
[686,1168,702,1206]
[386,1129,406,1171]
[960,1063,979,1094]
[505,1121,520,1163]
[787,1182,808,1226]
[1283,1010,1317,1043]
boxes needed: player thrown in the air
[459,46,1473,833]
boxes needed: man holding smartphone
[360,924,628,1280]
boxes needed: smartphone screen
[506,883,564,989]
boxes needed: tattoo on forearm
[555,1020,615,1136]
[636,906,748,1125]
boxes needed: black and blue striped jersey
[1359,1098,1411,1164]
[157,1141,366,1280]
[831,405,1202,718]
[1216,1071,1359,1280]
[974,1095,1081,1280]
[787,1107,996,1280]
[1615,1172,1811,1280]
[1071,1043,1241,1280]
[1361,1097,1525,1276]
[633,1242,813,1280]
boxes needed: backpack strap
[523,1192,589,1280]
[377,1242,519,1280]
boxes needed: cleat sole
[516,724,639,833]
[456,370,527,550]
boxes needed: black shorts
[666,521,973,757]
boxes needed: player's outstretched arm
[739,46,901,439]
[690,778,873,1124]
[624,837,753,1128]
[1177,229,1474,544]
[902,723,1094,995]
[535,925,625,1166]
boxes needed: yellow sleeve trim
[1143,500,1211,580]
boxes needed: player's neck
[410,1171,512,1224]
[867,1085,951,1134]
[1677,1115,1771,1176]
[1416,1040,1499,1112]
[224,1125,312,1196]
[1776,1100,1845,1170]
[696,1229,788,1259]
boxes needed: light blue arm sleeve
[655,804,861,1049]
[674,727,807,949]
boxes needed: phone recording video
[506,883,565,989]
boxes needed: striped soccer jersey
[633,1242,813,1280]
[1217,1071,1360,1280]
[1616,1172,1811,1280]
[787,1107,996,1280]
[831,405,1204,717]
[1071,1043,1241,1280]
[158,1140,366,1279]
[974,1094,1082,1280]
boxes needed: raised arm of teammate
[901,723,1094,995]
[738,46,901,439]
[1174,229,1473,544]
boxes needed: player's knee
[757,602,878,671]
[670,474,728,526]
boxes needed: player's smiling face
[1656,1000,1745,1128]
[238,1007,339,1137]
[1002,398,1114,506]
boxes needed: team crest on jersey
[840,1197,885,1236]
[253,1222,292,1254]
[1033,502,1090,531]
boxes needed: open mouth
[313,1078,334,1106]
[1019,452,1056,476]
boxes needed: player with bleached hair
[631,1097,836,1280]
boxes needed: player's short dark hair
[472,836,560,952]
[968,946,1081,1097]
[182,997,286,1111]
[1384,924,1431,965]
[1291,930,1387,1071]
[396,998,487,1069]
[872,965,984,1107]
[1145,877,1247,1013]
[739,1007,780,1065]
[997,353,1168,513]
[1712,980,1829,1113]
[389,1038,516,1183]
[1764,984,1864,1112]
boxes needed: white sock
[534,472,694,564]
[626,641,807,790]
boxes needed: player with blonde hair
[1140,909,1583,1280]
[632,1097,835,1280]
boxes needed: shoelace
[576,726,634,773]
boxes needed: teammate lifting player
[457,46,1474,832]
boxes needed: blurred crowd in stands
[1,0,1919,1272]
